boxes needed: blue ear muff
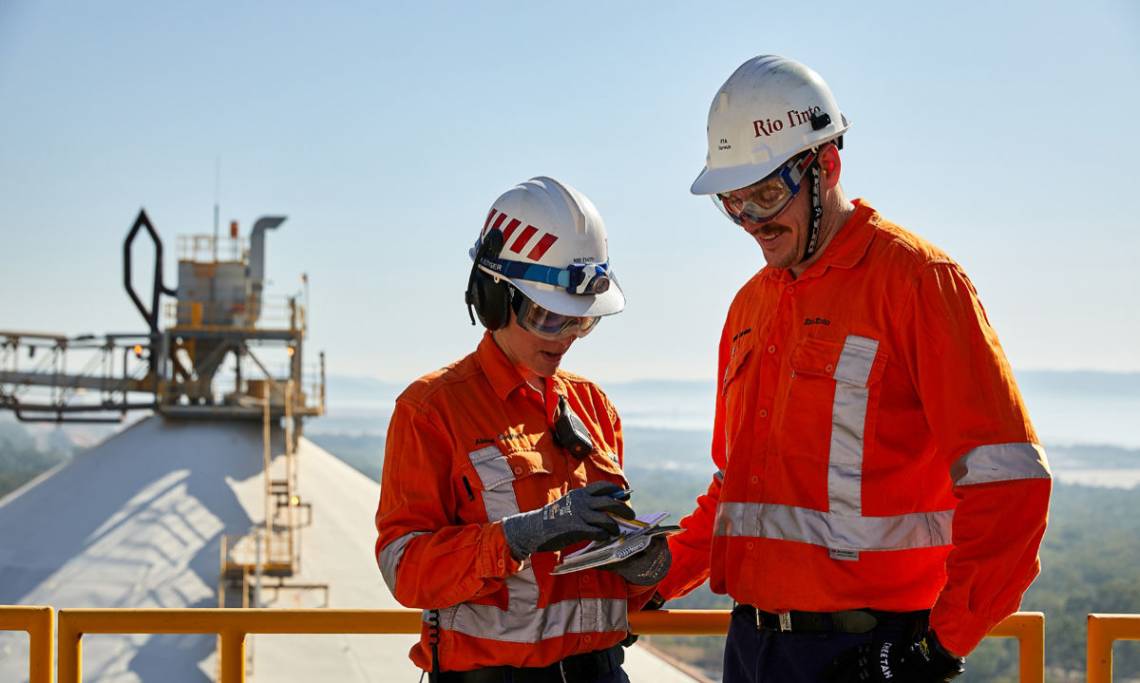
[465,230,513,331]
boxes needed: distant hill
[324,374,403,404]
[1015,370,1140,397]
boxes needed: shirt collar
[476,332,565,425]
[476,331,528,401]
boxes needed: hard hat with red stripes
[470,176,624,318]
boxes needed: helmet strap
[801,156,824,264]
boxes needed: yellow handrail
[48,608,1048,683]
[988,612,1045,683]
[1088,613,1140,682]
[0,605,54,683]
[56,609,422,683]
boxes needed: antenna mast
[213,156,221,262]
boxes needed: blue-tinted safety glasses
[715,150,817,225]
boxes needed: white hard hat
[472,176,625,318]
[691,55,850,195]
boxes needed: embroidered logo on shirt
[475,428,528,447]
[804,317,831,326]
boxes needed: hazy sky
[1,1,1137,384]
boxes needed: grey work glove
[600,536,671,585]
[502,481,634,559]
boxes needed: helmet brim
[691,125,850,195]
[691,162,778,196]
[512,277,626,318]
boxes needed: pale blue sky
[1,1,1137,383]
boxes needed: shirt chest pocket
[721,337,757,443]
[463,446,556,521]
[777,335,887,461]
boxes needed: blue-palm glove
[825,630,964,682]
[600,536,671,585]
[501,481,634,559]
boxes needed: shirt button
[759,409,768,418]
[513,466,523,475]
[767,345,777,354]
[498,559,505,568]
[746,542,755,550]
[584,635,593,643]
[582,574,591,582]
[787,286,795,294]
[750,475,758,484]
[825,363,834,373]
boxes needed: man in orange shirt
[376,176,670,682]
[654,56,1052,682]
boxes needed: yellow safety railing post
[1088,613,1140,683]
[219,629,246,683]
[988,611,1045,683]
[57,610,82,683]
[0,605,55,683]
[27,606,53,683]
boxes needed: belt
[733,604,929,636]
[437,645,623,683]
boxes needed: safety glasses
[513,294,600,340]
[715,150,817,225]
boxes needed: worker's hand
[501,481,634,559]
[824,629,964,683]
[600,536,671,585]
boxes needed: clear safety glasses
[514,294,600,340]
[714,150,817,225]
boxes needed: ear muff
[465,229,513,331]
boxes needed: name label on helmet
[479,256,503,272]
[752,105,823,137]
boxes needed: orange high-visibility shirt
[375,332,654,672]
[657,200,1051,656]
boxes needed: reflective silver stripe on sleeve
[827,335,879,516]
[951,443,1052,486]
[467,446,520,520]
[378,531,428,594]
[714,469,725,482]
[714,501,953,551]
[450,445,629,642]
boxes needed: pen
[609,513,648,528]
[608,489,633,501]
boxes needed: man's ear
[819,143,842,189]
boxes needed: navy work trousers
[435,647,629,683]
[722,606,923,683]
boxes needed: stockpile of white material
[0,416,697,681]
